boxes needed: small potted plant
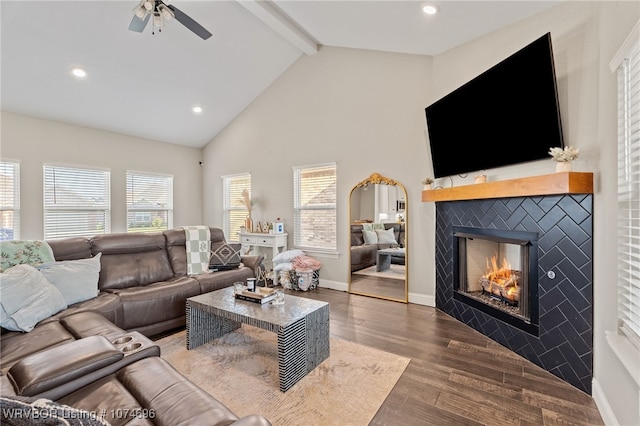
[421,177,435,190]
[549,146,579,172]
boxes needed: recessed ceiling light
[71,67,87,78]
[192,106,203,114]
[422,4,439,15]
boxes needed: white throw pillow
[273,249,305,264]
[0,264,67,332]
[362,230,378,245]
[376,228,398,244]
[37,253,102,305]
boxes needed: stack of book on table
[235,287,276,304]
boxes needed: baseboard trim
[592,378,618,426]
[318,280,436,307]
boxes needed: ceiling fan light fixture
[143,0,154,11]
[134,5,147,19]
[159,5,173,21]
[192,106,203,114]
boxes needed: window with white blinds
[616,29,640,347]
[0,160,20,240]
[223,173,251,242]
[44,164,110,239]
[293,163,336,251]
[127,171,173,233]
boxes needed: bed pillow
[376,228,398,245]
[210,243,242,271]
[362,230,378,245]
[37,253,102,305]
[0,264,67,332]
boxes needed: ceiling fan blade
[129,14,151,33]
[167,4,212,40]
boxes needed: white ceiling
[1,0,561,148]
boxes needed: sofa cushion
[48,237,92,261]
[37,253,102,305]
[117,357,241,426]
[210,242,241,271]
[1,321,75,372]
[110,277,201,329]
[0,265,68,332]
[91,233,173,290]
[194,267,255,294]
[57,375,148,426]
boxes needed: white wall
[0,111,203,238]
[203,1,639,423]
[202,47,435,303]
[430,2,640,424]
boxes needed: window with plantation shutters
[223,173,251,241]
[293,163,336,251]
[127,171,173,233]
[0,160,20,240]
[44,164,110,239]
[615,23,640,348]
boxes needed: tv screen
[425,33,564,179]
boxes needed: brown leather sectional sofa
[350,223,405,272]
[0,227,271,425]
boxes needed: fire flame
[484,255,512,284]
[482,254,520,302]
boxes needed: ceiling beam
[236,0,318,55]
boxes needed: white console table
[239,232,288,286]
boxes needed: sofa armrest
[7,336,123,396]
[241,254,265,272]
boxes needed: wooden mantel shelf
[421,172,594,202]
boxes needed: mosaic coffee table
[186,286,330,392]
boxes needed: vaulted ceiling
[1,1,561,148]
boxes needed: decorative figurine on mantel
[549,146,579,172]
[421,177,435,190]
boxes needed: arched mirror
[348,172,408,303]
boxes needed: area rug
[352,264,405,280]
[157,328,410,426]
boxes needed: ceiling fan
[129,0,212,40]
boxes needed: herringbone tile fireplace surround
[428,174,594,394]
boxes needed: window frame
[126,170,174,233]
[43,163,111,239]
[222,173,251,242]
[614,21,640,350]
[292,162,337,253]
[0,159,20,241]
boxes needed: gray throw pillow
[0,264,67,332]
[210,243,242,271]
[37,253,101,305]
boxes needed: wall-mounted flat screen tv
[425,32,564,179]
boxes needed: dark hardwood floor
[295,286,604,426]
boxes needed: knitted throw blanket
[184,226,211,275]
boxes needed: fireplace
[453,226,539,335]
[433,191,593,394]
